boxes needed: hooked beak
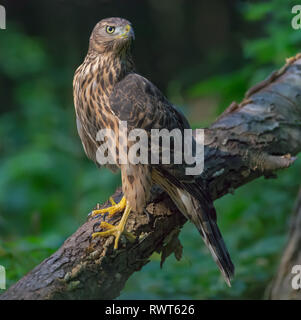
[120,24,135,40]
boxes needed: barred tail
[175,187,234,286]
[190,196,234,286]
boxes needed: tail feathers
[152,168,235,286]
[191,197,235,286]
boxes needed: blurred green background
[0,0,300,299]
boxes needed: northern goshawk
[73,17,234,285]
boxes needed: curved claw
[93,222,101,233]
[109,197,117,206]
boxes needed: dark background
[0,0,300,299]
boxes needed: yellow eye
[106,26,115,34]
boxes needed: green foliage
[188,0,301,113]
[1,1,301,300]
[0,26,120,287]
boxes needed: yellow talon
[91,196,126,218]
[91,200,135,249]
[109,197,117,206]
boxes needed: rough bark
[1,54,301,300]
[268,187,301,300]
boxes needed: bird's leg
[91,200,135,249]
[90,196,126,218]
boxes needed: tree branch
[1,54,301,300]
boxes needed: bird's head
[89,17,135,54]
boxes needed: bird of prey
[73,17,234,285]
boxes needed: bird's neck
[85,49,134,89]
